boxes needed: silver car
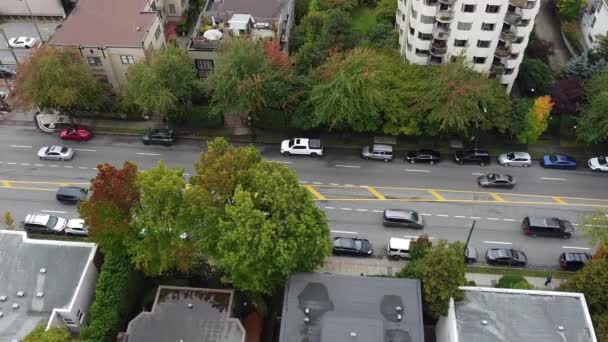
[498,152,532,167]
[65,219,89,236]
[38,146,75,161]
[361,144,393,162]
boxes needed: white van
[387,237,412,260]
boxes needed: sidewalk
[534,0,572,70]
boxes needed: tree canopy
[516,95,553,144]
[23,325,72,342]
[550,77,584,115]
[517,58,554,95]
[576,67,608,143]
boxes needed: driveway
[0,21,61,64]
[534,0,572,70]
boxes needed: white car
[498,152,532,167]
[8,36,38,49]
[38,145,75,161]
[588,156,608,172]
[65,219,89,236]
[280,138,324,156]
[23,213,67,234]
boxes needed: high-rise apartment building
[397,0,541,92]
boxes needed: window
[454,39,467,47]
[420,15,435,24]
[154,25,162,40]
[411,8,418,19]
[402,14,405,21]
[481,22,495,31]
[525,0,535,8]
[407,42,412,51]
[508,52,519,59]
[418,32,432,40]
[486,5,500,13]
[77,309,85,323]
[120,55,135,64]
[477,40,491,48]
[182,0,187,6]
[505,68,514,75]
[514,36,524,44]
[462,4,476,12]
[169,4,176,13]
[473,56,486,64]
[87,57,102,66]
[399,28,404,36]
[588,34,595,43]
[409,26,415,35]
[415,48,429,56]
[195,59,214,70]
[457,21,472,30]
[517,19,530,26]
[591,16,597,28]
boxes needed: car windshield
[410,212,419,221]
[507,152,515,160]
[497,249,512,258]
[46,216,58,228]
[549,155,558,163]
[289,139,295,147]
[60,147,68,153]
[599,156,607,165]
[352,239,362,249]
[487,174,496,180]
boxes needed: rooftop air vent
[16,291,24,297]
[350,332,357,337]
[305,308,310,314]
[397,314,402,321]
[12,303,19,309]
[36,292,44,298]
[188,303,193,309]
[40,268,47,274]
[0,312,3,317]
[481,320,488,325]
[396,306,403,312]
[304,317,310,323]
[558,326,565,331]
[0,296,6,302]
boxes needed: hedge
[496,274,533,289]
[170,105,223,127]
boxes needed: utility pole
[463,220,476,258]
[0,29,20,65]
[21,0,44,42]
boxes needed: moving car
[540,154,577,170]
[142,128,176,145]
[37,145,75,161]
[387,237,412,260]
[486,248,527,267]
[559,252,592,271]
[332,237,373,256]
[404,149,441,164]
[8,37,38,48]
[382,209,424,229]
[361,144,393,161]
[280,138,324,156]
[65,219,89,236]
[464,246,478,263]
[498,152,532,167]
[59,126,93,141]
[56,186,89,204]
[588,156,608,172]
[477,173,515,189]
[23,213,67,234]
[454,149,490,166]
[522,216,574,239]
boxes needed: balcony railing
[499,26,518,42]
[504,9,523,25]
[439,0,455,5]
[432,26,451,40]
[491,62,507,75]
[508,0,527,7]
[435,9,454,22]
[430,44,447,56]
[428,56,443,65]
[494,45,512,58]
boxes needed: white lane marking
[541,177,567,181]
[7,162,16,165]
[332,230,358,235]
[470,216,482,219]
[21,163,30,166]
[420,213,432,216]
[340,208,353,211]
[42,210,67,214]
[356,209,368,212]
[313,182,323,185]
[405,169,431,173]
[299,181,308,184]
[487,218,500,221]
[472,172,485,176]
[0,161,3,163]
[64,166,73,168]
[483,240,512,245]
[454,216,466,219]
[330,183,340,186]
[437,214,449,217]
[324,206,335,210]
[49,165,58,168]
[136,152,161,156]
[372,210,383,213]
[78,166,88,169]
[503,219,516,222]
[34,164,44,167]
[74,149,96,152]
[345,184,355,187]
[335,164,361,168]
[562,246,591,250]
[9,145,32,148]
[404,235,435,240]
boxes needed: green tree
[376,0,398,23]
[367,22,399,50]
[409,234,432,260]
[557,0,585,21]
[517,58,555,95]
[516,95,553,144]
[560,258,608,316]
[12,47,111,112]
[319,0,357,11]
[581,210,608,256]
[595,313,608,342]
[23,325,72,342]
[577,68,608,143]
[590,34,608,62]
[122,45,202,119]
[510,97,534,137]
[561,53,607,80]
[496,274,533,289]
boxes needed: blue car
[541,154,577,170]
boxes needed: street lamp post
[20,0,44,42]
[463,220,476,259]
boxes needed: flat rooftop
[204,0,292,21]
[50,0,156,47]
[279,272,425,342]
[0,231,97,340]
[455,287,597,342]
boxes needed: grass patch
[96,127,148,135]
[351,7,377,34]
[466,265,574,279]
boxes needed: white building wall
[435,298,459,342]
[581,0,608,50]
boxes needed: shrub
[170,105,224,127]
[23,325,72,342]
[496,274,533,289]
[253,109,293,129]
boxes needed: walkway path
[534,0,572,70]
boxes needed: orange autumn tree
[516,95,554,144]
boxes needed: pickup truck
[280,138,324,156]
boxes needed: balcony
[499,26,518,42]
[508,0,527,7]
[433,26,451,40]
[494,44,512,58]
[435,9,454,22]
[491,62,506,76]
[428,56,443,65]
[439,0,455,5]
[504,9,523,25]
[430,43,447,56]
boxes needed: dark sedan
[477,173,515,189]
[56,186,89,204]
[540,154,577,170]
[405,149,441,164]
[559,252,592,271]
[486,248,527,267]
[332,237,373,257]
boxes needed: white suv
[588,156,608,172]
[280,138,324,156]
[23,214,67,234]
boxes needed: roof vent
[40,268,47,274]
[136,26,141,31]
[395,306,403,312]
[12,303,19,309]
[397,314,402,321]
[0,296,6,302]
[188,303,193,309]
[481,320,488,325]
[350,332,357,337]
[558,325,565,331]
[303,317,310,323]
[36,292,44,298]
[305,308,310,314]
[16,291,24,297]
[0,312,3,317]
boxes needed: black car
[522,217,574,239]
[454,149,491,166]
[405,149,441,164]
[332,237,373,257]
[142,128,176,145]
[56,186,89,204]
[486,248,527,267]
[464,246,478,263]
[477,173,515,189]
[559,252,592,271]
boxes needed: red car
[59,126,93,141]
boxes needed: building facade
[581,0,608,50]
[397,0,541,92]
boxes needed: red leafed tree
[78,161,140,251]
[264,40,291,68]
[549,77,585,114]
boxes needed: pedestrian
[544,275,552,287]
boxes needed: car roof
[67,219,85,229]
[511,152,531,159]
[371,144,393,151]
[385,209,416,220]
[389,237,411,249]
[527,216,561,228]
[25,213,51,224]
[150,128,174,134]
[563,252,590,261]
[553,154,575,162]
[49,145,66,152]
[57,186,87,195]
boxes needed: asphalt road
[0,124,605,269]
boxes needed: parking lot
[0,20,60,64]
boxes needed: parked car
[59,126,93,141]
[8,37,38,48]
[498,152,532,167]
[454,149,491,166]
[404,149,441,164]
[464,246,478,263]
[280,138,324,156]
[361,144,393,161]
[588,156,608,172]
[387,237,412,260]
[142,128,176,145]
[37,146,74,161]
[477,173,515,189]
[486,248,527,267]
[23,213,67,234]
[522,216,574,239]
[65,219,89,236]
[540,154,577,170]
[559,252,592,271]
[332,237,373,256]
[382,209,424,229]
[56,186,89,204]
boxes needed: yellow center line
[553,197,567,204]
[305,185,326,200]
[313,197,608,208]
[0,186,57,192]
[0,180,89,185]
[366,186,386,200]
[490,193,505,202]
[427,189,446,201]
[2,180,11,188]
